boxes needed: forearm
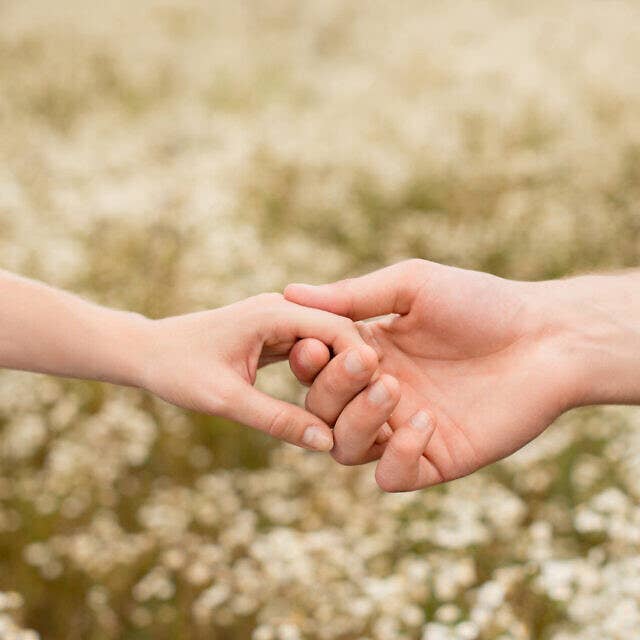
[531,271,640,407]
[0,270,150,387]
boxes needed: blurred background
[1,1,640,638]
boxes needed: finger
[375,410,440,492]
[255,294,365,354]
[385,386,455,483]
[225,382,335,452]
[289,338,331,386]
[375,422,394,444]
[331,374,400,466]
[305,344,379,425]
[284,259,430,321]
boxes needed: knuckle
[254,292,284,307]
[265,406,295,441]
[317,369,343,398]
[303,391,321,415]
[375,468,408,493]
[336,279,356,319]
[340,314,354,327]
[404,258,426,274]
[337,316,356,336]
[387,437,415,460]
[206,384,235,416]
[331,446,361,466]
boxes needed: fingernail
[369,380,389,405]
[410,410,431,431]
[302,426,333,451]
[344,350,365,375]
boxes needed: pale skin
[286,259,640,492]
[0,270,378,452]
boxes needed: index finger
[256,294,366,354]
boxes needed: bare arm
[0,270,379,452]
[0,270,149,386]
[534,271,640,407]
[285,261,640,490]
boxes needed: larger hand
[286,260,580,490]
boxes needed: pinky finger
[375,410,440,492]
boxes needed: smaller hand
[140,293,374,451]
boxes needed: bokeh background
[1,1,640,638]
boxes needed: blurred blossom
[2,0,640,638]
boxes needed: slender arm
[0,270,149,387]
[0,269,372,452]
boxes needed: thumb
[284,259,427,321]
[224,381,334,451]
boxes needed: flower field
[1,1,640,638]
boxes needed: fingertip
[409,409,436,439]
[375,466,396,492]
[367,374,401,410]
[344,343,378,379]
[359,343,379,371]
[284,283,318,304]
[290,338,330,385]
[302,338,332,370]
[379,373,400,399]
[301,423,334,452]
[285,281,347,318]
[375,422,394,444]
[387,427,423,459]
[375,444,413,492]
[374,423,428,492]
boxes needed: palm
[362,267,569,482]
[286,260,572,486]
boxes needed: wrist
[526,274,640,408]
[97,309,155,389]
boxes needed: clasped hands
[144,259,579,492]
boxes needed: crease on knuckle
[206,385,233,417]
[266,406,294,441]
[375,467,409,493]
[331,446,361,466]
[315,369,342,399]
[338,279,356,319]
[386,435,415,460]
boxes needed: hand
[140,293,375,451]
[285,260,580,490]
